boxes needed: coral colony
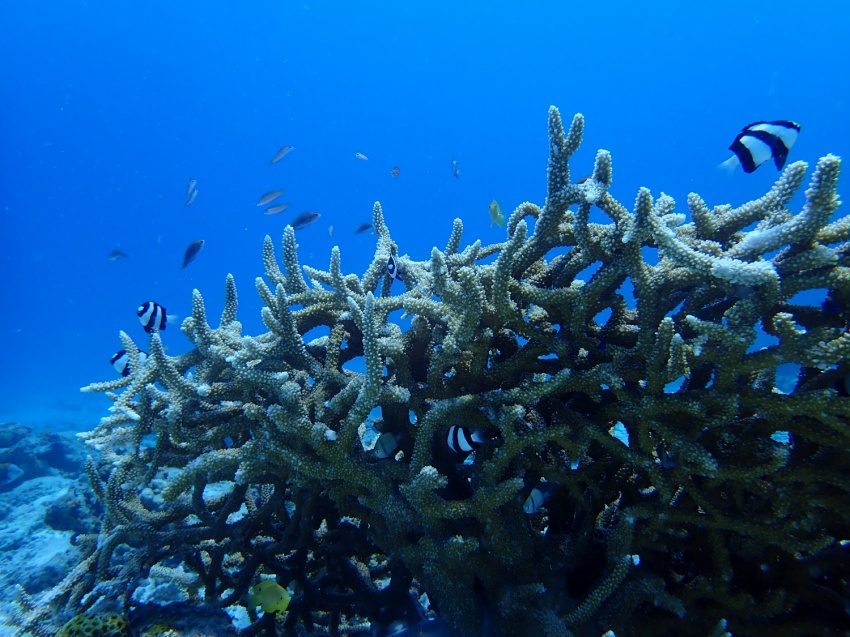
[19,107,849,636]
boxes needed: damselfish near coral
[19,107,849,637]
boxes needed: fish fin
[770,136,791,170]
[167,314,180,325]
[717,156,739,174]
[471,428,486,444]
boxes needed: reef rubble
[15,107,850,637]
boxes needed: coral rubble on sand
[17,107,850,636]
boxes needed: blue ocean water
[1,0,847,431]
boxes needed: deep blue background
[1,0,847,429]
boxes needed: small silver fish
[108,249,128,260]
[185,189,199,207]
[451,157,459,179]
[289,212,321,231]
[270,145,295,164]
[186,178,197,197]
[355,152,369,161]
[264,204,290,216]
[257,190,285,206]
[182,239,205,269]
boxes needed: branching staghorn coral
[27,107,849,637]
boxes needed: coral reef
[55,613,128,637]
[0,426,96,629]
[0,425,86,491]
[18,107,850,636]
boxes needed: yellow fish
[244,580,290,614]
[489,199,505,227]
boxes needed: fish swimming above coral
[488,199,505,227]
[137,301,169,333]
[182,239,205,269]
[451,156,459,178]
[720,120,800,173]
[290,211,321,230]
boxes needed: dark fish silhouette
[108,249,129,260]
[354,223,374,234]
[290,212,321,231]
[182,239,205,269]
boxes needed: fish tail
[717,156,739,174]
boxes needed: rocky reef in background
[12,107,850,637]
[0,423,101,636]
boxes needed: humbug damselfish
[720,120,800,174]
[137,301,168,333]
[446,425,485,455]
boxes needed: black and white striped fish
[110,349,149,377]
[387,254,404,282]
[523,483,554,514]
[446,425,485,455]
[137,301,168,333]
[720,120,800,174]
